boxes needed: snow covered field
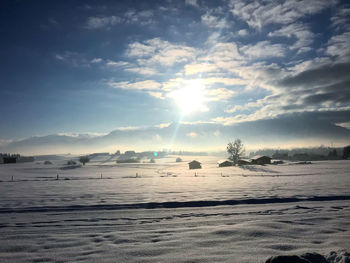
[0,156,349,262]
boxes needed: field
[0,156,349,262]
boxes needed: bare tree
[227,139,245,165]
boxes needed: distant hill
[1,116,350,155]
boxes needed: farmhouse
[343,146,350,159]
[251,155,271,165]
[189,160,201,169]
[3,156,17,164]
[237,159,251,166]
[217,160,233,167]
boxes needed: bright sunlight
[169,80,207,115]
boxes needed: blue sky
[1,0,350,151]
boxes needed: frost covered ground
[0,156,349,262]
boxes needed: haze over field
[1,0,350,154]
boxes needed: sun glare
[170,80,207,115]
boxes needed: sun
[170,80,207,115]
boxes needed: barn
[217,160,233,167]
[251,155,271,165]
[237,159,251,166]
[3,157,17,164]
[189,160,201,169]
[343,146,350,159]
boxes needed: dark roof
[217,159,232,164]
[189,160,201,164]
[251,155,271,160]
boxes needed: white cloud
[206,88,235,101]
[336,122,350,129]
[331,6,350,31]
[91,58,103,63]
[124,67,159,75]
[230,0,337,29]
[240,41,286,59]
[237,29,248,36]
[154,123,171,129]
[56,132,107,138]
[185,0,199,7]
[185,63,218,75]
[148,91,164,99]
[208,42,242,62]
[186,132,198,138]
[124,10,154,25]
[326,32,350,59]
[203,77,246,86]
[0,139,12,147]
[86,16,122,29]
[126,42,156,57]
[226,101,262,113]
[126,38,197,70]
[268,23,314,51]
[116,126,141,131]
[201,13,228,28]
[109,80,162,91]
[106,60,129,67]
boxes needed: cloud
[268,23,314,51]
[202,77,246,86]
[185,62,219,75]
[240,41,286,59]
[186,132,198,138]
[226,101,262,113]
[201,12,228,29]
[326,32,350,59]
[106,60,129,67]
[124,38,197,76]
[279,62,350,89]
[126,38,196,67]
[56,132,107,138]
[84,8,349,128]
[91,58,103,63]
[0,139,12,147]
[230,0,336,29]
[148,91,165,99]
[85,16,122,29]
[109,80,162,91]
[85,10,154,30]
[185,0,199,7]
[115,126,141,131]
[124,67,159,75]
[206,88,235,101]
[237,29,248,36]
[126,41,156,57]
[206,42,242,62]
[154,123,171,129]
[336,122,350,129]
[124,10,154,25]
[218,56,350,124]
[331,5,350,31]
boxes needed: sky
[1,0,350,153]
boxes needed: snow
[0,156,349,262]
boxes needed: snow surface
[0,156,349,262]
